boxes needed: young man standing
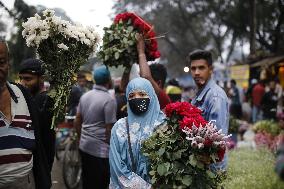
[189,50,229,171]
[19,58,55,172]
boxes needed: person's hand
[136,34,145,55]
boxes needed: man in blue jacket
[189,49,229,171]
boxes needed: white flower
[198,143,204,149]
[43,9,55,17]
[58,43,69,50]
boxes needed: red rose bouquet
[142,102,230,188]
[98,12,161,68]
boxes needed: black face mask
[128,98,150,115]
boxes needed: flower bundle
[253,120,284,152]
[142,102,230,188]
[22,9,101,128]
[98,12,161,68]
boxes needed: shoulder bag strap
[126,118,136,173]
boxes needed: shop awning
[250,55,284,68]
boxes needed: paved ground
[51,158,67,189]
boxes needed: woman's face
[128,90,149,100]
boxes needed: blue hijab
[126,77,165,130]
[109,77,165,189]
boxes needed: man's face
[77,77,87,88]
[269,81,276,91]
[190,59,212,88]
[0,43,9,84]
[19,73,41,95]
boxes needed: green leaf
[157,147,165,156]
[123,37,128,43]
[104,55,109,61]
[115,52,120,60]
[151,177,157,184]
[206,170,217,179]
[189,154,197,167]
[127,26,134,32]
[149,170,156,176]
[157,164,167,176]
[128,40,134,46]
[196,161,205,169]
[181,175,192,186]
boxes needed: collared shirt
[191,79,229,171]
[0,82,35,186]
[78,85,117,158]
[191,79,229,134]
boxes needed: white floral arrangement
[22,9,101,128]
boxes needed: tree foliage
[8,0,37,75]
[113,0,284,76]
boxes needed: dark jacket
[8,83,51,189]
[34,91,55,172]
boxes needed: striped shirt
[0,82,35,187]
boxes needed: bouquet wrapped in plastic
[98,12,160,68]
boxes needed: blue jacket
[191,78,229,171]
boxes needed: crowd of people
[216,77,284,124]
[0,32,283,189]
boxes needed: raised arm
[136,34,161,96]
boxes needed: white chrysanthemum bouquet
[22,9,101,128]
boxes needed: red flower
[154,51,161,58]
[147,31,156,39]
[133,18,144,30]
[113,12,161,61]
[217,148,226,161]
[204,138,213,147]
[179,115,207,130]
[149,40,158,50]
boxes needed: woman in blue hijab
[109,77,165,189]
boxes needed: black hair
[19,58,45,75]
[149,63,167,88]
[231,79,237,85]
[167,78,179,87]
[77,72,86,79]
[188,49,212,66]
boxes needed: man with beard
[0,40,51,188]
[189,50,229,171]
[19,58,55,172]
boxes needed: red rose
[204,138,213,147]
[179,115,207,130]
[217,148,226,161]
[148,40,158,50]
[133,19,144,30]
[154,51,161,58]
[147,31,156,39]
[114,14,122,23]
